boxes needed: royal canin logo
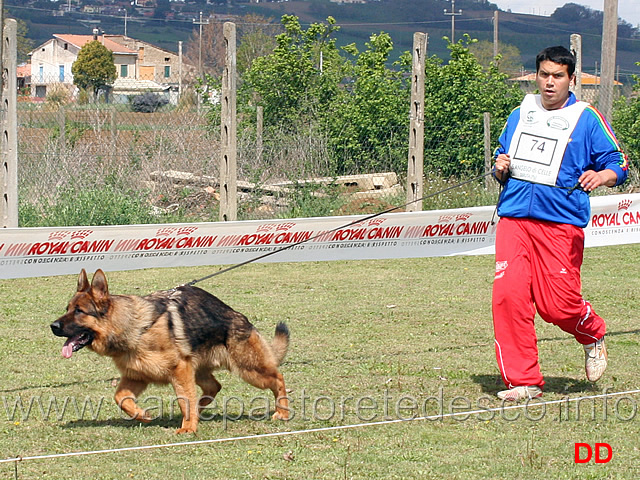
[48,231,72,241]
[70,230,93,240]
[618,199,632,211]
[438,213,473,223]
[256,222,297,233]
[176,226,198,236]
[276,222,296,231]
[156,227,178,237]
[367,218,386,227]
[351,217,387,228]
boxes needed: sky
[491,1,640,27]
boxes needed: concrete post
[219,22,237,221]
[406,32,427,212]
[1,19,18,228]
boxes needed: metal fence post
[1,19,18,228]
[406,32,427,212]
[219,22,237,221]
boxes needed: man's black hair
[536,46,576,77]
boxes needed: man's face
[535,60,574,110]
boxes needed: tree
[551,4,602,32]
[237,14,281,75]
[71,40,117,99]
[184,14,225,77]
[612,64,640,180]
[423,35,523,177]
[241,15,347,129]
[325,33,411,174]
[3,10,33,62]
[469,40,523,76]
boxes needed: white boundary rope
[2,388,639,465]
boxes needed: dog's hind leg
[170,359,199,434]
[114,377,152,423]
[230,331,290,420]
[196,370,222,411]
[237,367,289,421]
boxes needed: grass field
[0,245,639,479]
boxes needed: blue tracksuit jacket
[494,92,629,228]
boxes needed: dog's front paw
[175,426,197,434]
[272,411,289,421]
[133,410,153,423]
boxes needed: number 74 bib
[507,94,588,186]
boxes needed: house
[105,35,184,87]
[29,33,138,99]
[510,71,623,103]
[17,63,30,93]
[28,33,191,102]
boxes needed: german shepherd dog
[50,269,290,434]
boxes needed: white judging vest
[508,94,588,186]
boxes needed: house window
[121,64,128,77]
[39,65,43,83]
[164,66,170,78]
[164,57,170,62]
[59,65,65,82]
[64,43,68,50]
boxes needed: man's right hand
[494,153,511,182]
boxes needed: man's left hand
[579,169,617,192]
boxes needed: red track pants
[492,217,606,389]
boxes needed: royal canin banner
[0,194,638,279]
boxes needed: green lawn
[1,245,639,478]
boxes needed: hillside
[7,0,640,82]
[244,0,640,81]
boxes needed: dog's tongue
[62,338,76,359]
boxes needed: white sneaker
[497,385,543,402]
[584,337,607,382]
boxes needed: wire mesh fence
[15,46,637,227]
[18,88,221,225]
[17,82,498,227]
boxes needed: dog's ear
[77,269,90,292]
[90,269,110,301]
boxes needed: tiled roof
[17,63,30,77]
[53,34,137,55]
[511,71,622,86]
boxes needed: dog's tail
[271,322,290,365]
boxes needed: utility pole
[493,10,499,59]
[444,0,462,43]
[193,11,209,77]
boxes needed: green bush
[19,185,159,227]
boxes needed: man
[491,46,628,402]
